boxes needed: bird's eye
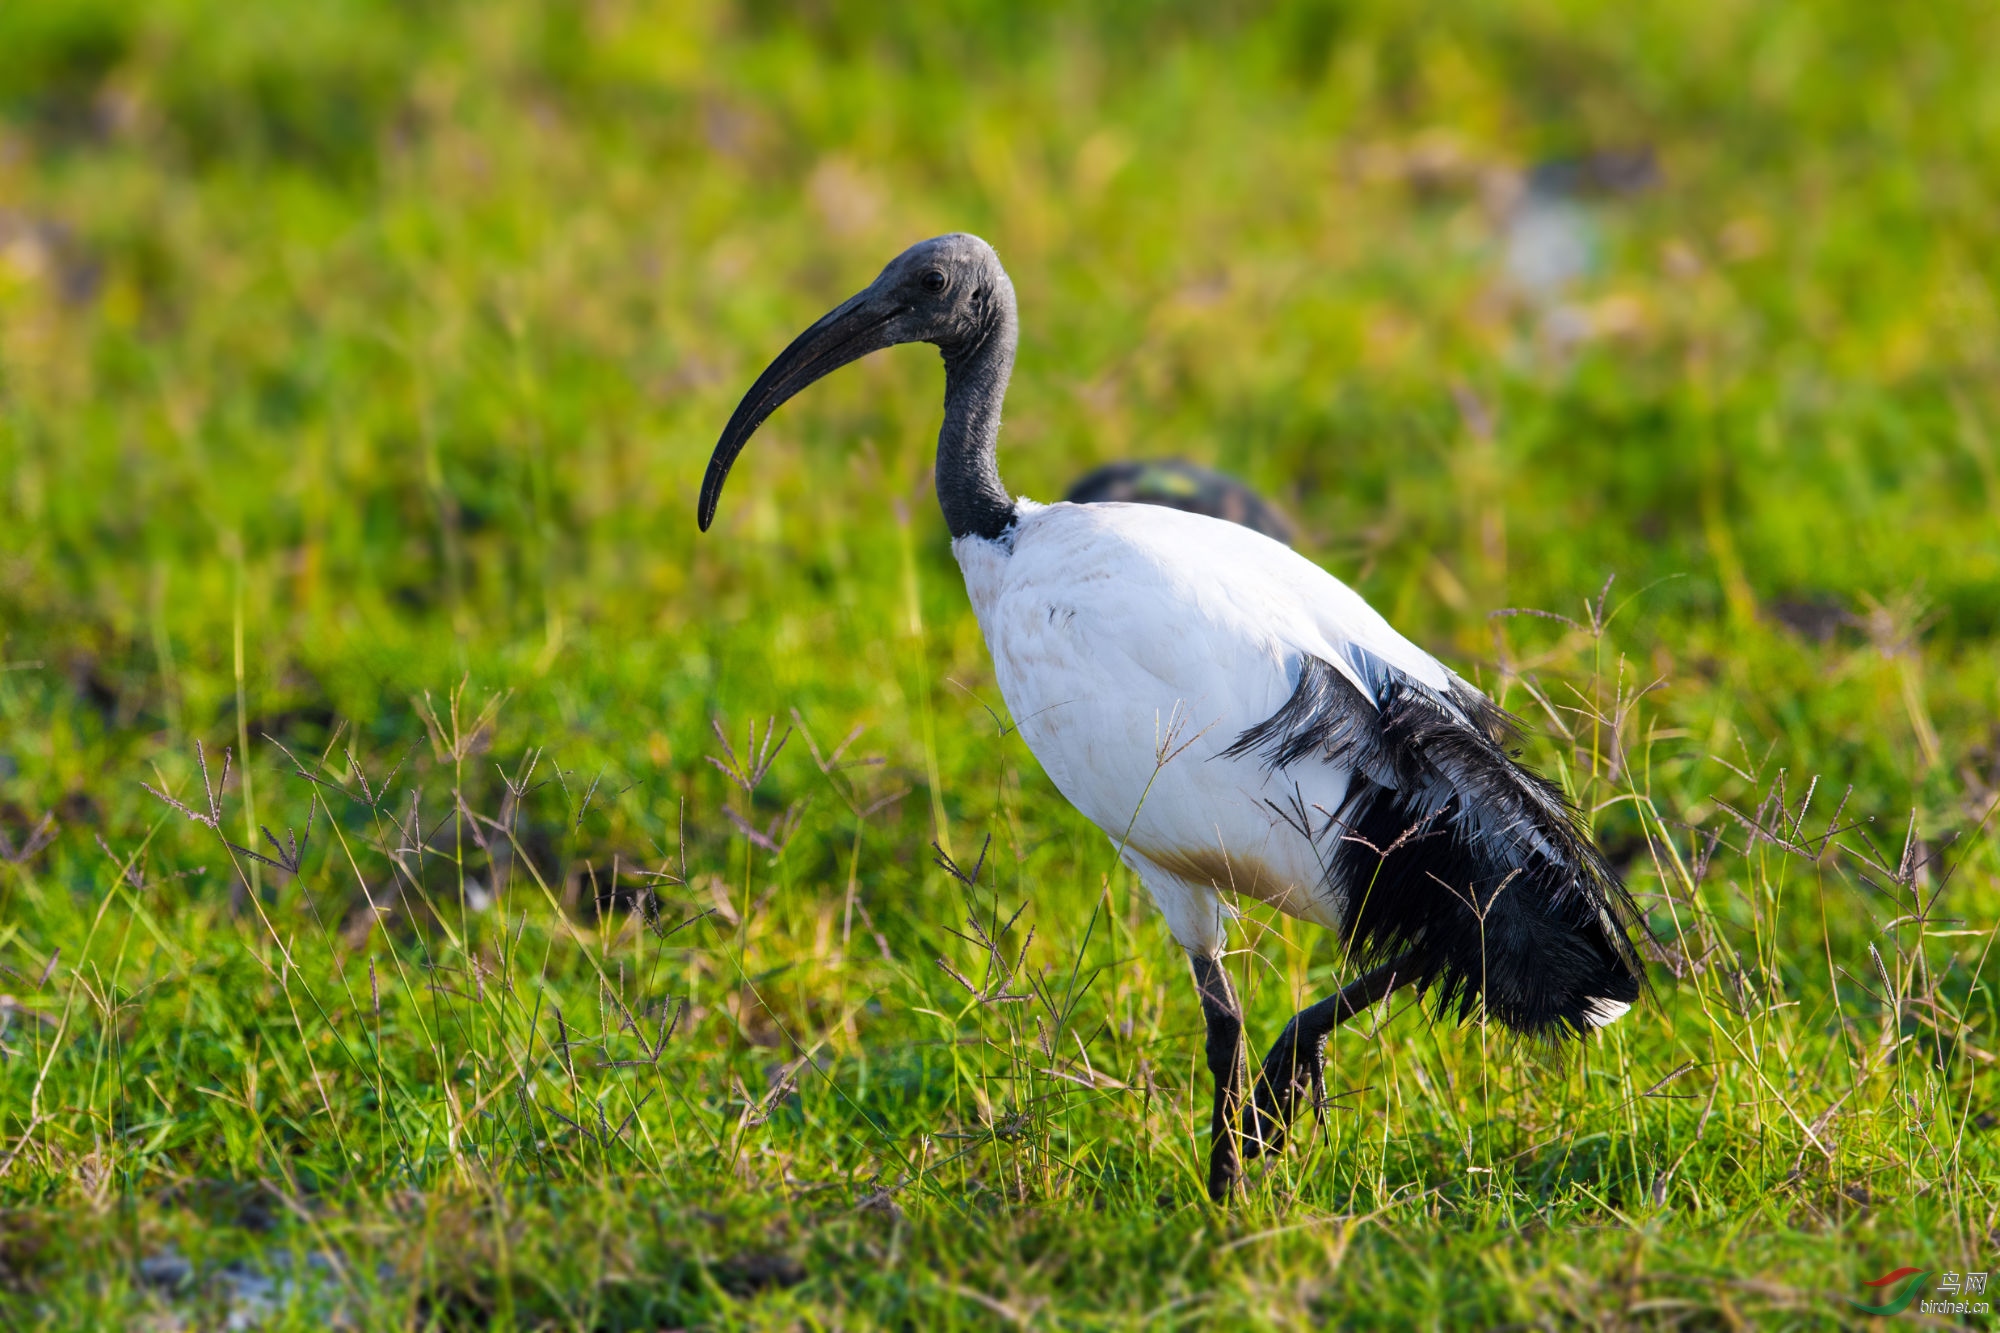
[920,269,948,294]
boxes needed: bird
[700,234,1643,1201]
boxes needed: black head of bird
[702,233,1018,542]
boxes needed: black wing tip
[1235,650,1649,1043]
[1336,760,1649,1043]
[1346,899,1644,1044]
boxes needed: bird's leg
[1243,954,1415,1158]
[1189,952,1246,1202]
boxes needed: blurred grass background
[2,0,1999,1327]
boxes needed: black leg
[1189,952,1246,1202]
[1244,954,1415,1158]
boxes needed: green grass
[3,0,1999,1326]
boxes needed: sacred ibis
[700,234,1643,1201]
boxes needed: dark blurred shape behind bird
[1065,458,1296,546]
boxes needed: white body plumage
[956,497,1466,958]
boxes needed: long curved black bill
[699,290,904,531]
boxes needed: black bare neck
[935,291,1018,542]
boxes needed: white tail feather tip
[1582,997,1631,1028]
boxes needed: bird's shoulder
[995,499,1297,607]
[983,500,1455,696]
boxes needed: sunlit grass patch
[4,600,1997,1326]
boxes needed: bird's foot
[1207,1134,1242,1201]
[1242,1043,1324,1160]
